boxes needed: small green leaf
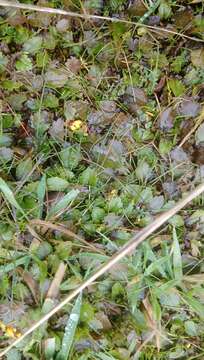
[16,53,32,71]
[0,255,30,275]
[168,79,186,97]
[43,94,59,109]
[6,348,21,360]
[80,302,95,323]
[184,320,198,336]
[56,293,82,360]
[91,207,105,223]
[0,51,8,72]
[0,134,13,147]
[16,158,33,180]
[172,227,183,281]
[159,140,173,155]
[2,80,22,91]
[159,1,172,19]
[108,197,123,214]
[169,215,184,227]
[23,36,43,54]
[79,167,97,186]
[47,177,69,191]
[36,51,49,68]
[36,242,53,260]
[60,146,82,170]
[48,189,79,217]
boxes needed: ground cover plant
[0,0,204,359]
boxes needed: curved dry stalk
[1,182,204,357]
[0,0,203,43]
[30,219,104,254]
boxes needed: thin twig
[30,219,104,254]
[1,182,204,357]
[0,0,203,43]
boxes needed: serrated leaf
[48,189,79,218]
[56,293,82,360]
[16,53,32,71]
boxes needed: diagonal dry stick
[0,0,203,43]
[1,182,204,357]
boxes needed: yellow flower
[0,321,21,339]
[70,120,83,131]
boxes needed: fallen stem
[0,0,203,43]
[1,182,204,357]
[30,219,104,254]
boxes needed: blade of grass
[37,174,46,219]
[182,294,204,320]
[47,189,79,218]
[172,227,183,281]
[0,177,27,218]
[1,182,204,357]
[56,293,82,360]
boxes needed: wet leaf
[56,293,82,360]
